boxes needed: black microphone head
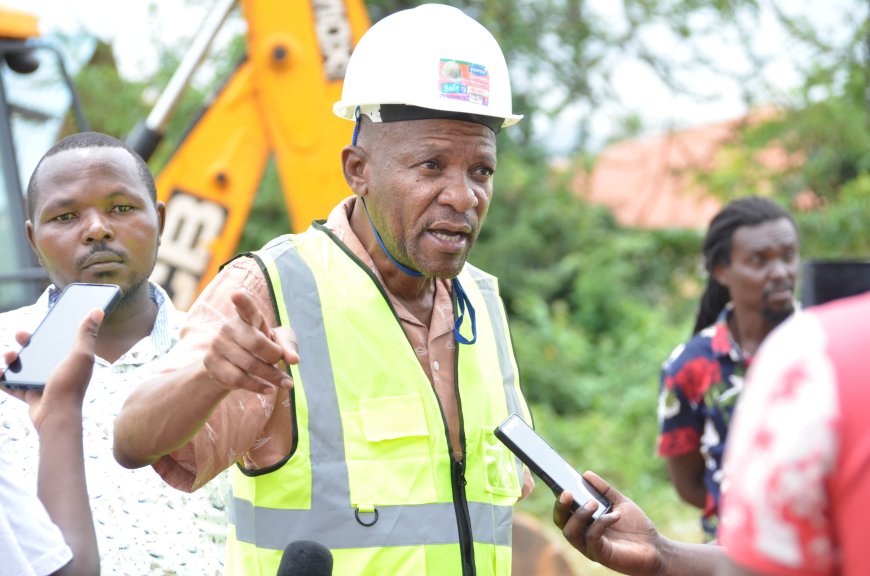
[276,540,334,576]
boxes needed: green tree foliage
[68,41,149,137]
[687,3,870,259]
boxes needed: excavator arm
[151,0,370,309]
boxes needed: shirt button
[433,360,440,371]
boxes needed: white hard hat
[333,3,522,132]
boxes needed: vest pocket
[480,426,522,498]
[348,393,438,505]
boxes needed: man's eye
[113,205,133,213]
[748,255,764,266]
[420,160,439,170]
[53,213,75,222]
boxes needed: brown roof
[575,108,784,229]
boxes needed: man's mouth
[765,286,794,304]
[427,224,472,253]
[81,252,124,270]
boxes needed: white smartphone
[0,283,121,390]
[494,413,612,520]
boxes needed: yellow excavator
[0,0,370,311]
[133,0,371,309]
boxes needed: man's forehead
[33,147,146,212]
[732,218,798,251]
[375,118,496,148]
[37,146,138,182]
[45,145,133,165]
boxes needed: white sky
[3,0,864,153]
[7,0,240,80]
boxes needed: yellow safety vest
[225,223,531,575]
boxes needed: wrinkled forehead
[363,116,497,148]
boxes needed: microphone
[276,540,334,575]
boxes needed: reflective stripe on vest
[229,499,513,550]
[464,265,526,484]
[229,226,527,553]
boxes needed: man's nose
[439,171,479,212]
[83,213,114,242]
[768,258,790,280]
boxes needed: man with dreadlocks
[655,196,799,541]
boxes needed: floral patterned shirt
[0,283,226,575]
[656,305,750,539]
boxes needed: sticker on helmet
[439,59,490,107]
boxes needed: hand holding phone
[494,413,612,521]
[1,283,121,390]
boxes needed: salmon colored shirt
[152,197,461,492]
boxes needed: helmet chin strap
[352,106,362,146]
[361,197,476,345]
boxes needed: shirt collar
[710,303,747,362]
[710,300,801,363]
[325,196,454,331]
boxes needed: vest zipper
[451,457,476,575]
[451,333,476,575]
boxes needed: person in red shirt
[555,291,870,576]
[718,290,870,575]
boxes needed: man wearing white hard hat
[114,4,533,575]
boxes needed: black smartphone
[0,283,122,390]
[495,413,612,520]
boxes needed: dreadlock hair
[692,196,796,335]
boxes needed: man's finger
[205,351,286,394]
[218,344,290,386]
[1,348,23,401]
[13,330,30,347]
[583,470,623,505]
[583,508,621,540]
[51,308,103,379]
[553,491,574,527]
[273,326,300,365]
[76,308,103,349]
[230,290,270,335]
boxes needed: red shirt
[721,292,870,575]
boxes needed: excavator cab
[0,6,89,311]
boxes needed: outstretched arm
[553,471,722,576]
[113,290,297,469]
[7,309,104,575]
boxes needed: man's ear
[713,262,729,288]
[24,220,39,262]
[155,201,166,247]
[341,145,369,197]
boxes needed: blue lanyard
[451,277,477,345]
[362,198,477,345]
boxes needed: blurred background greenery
[46,0,870,571]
